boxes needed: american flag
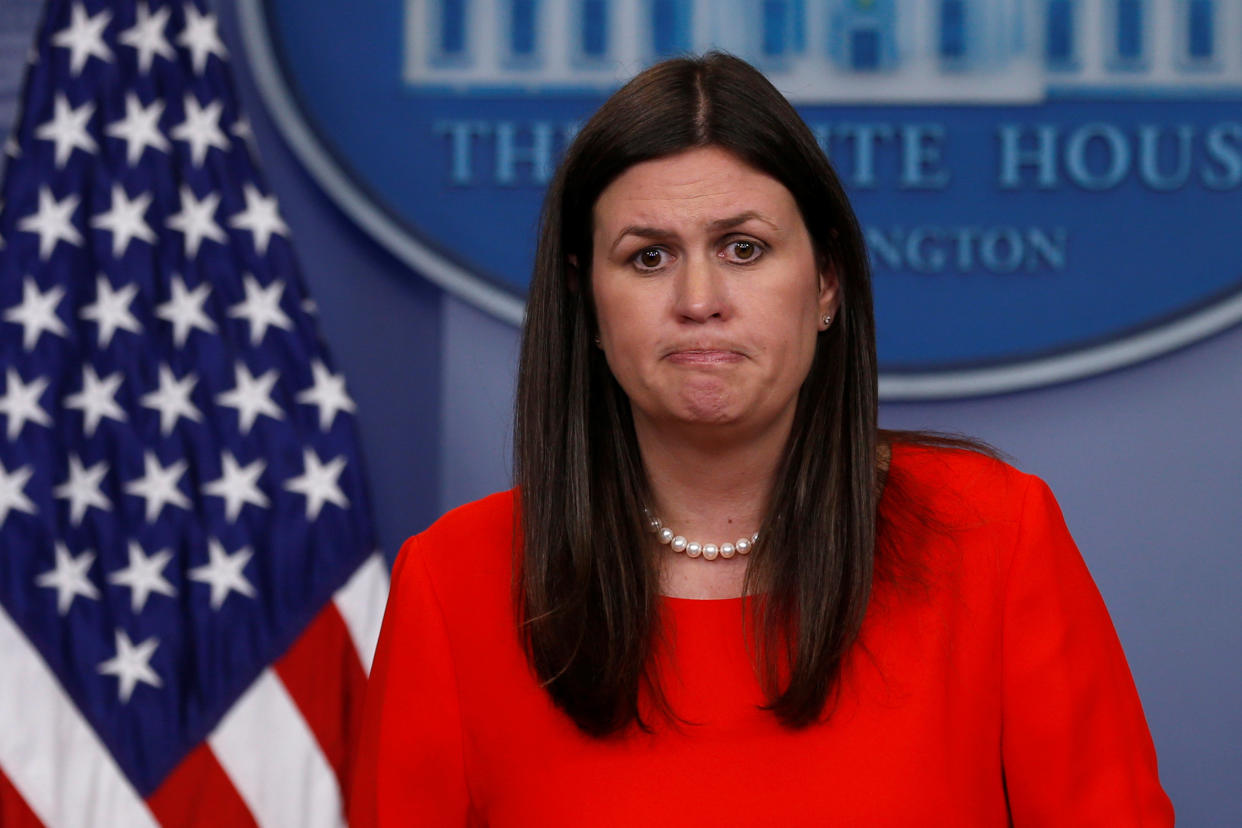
[0,1,388,825]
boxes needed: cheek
[593,277,652,376]
[754,291,823,397]
[774,322,820,391]
[593,279,628,346]
[752,278,821,354]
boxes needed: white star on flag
[34,93,97,168]
[64,364,127,436]
[216,361,283,435]
[118,2,174,74]
[80,274,143,346]
[105,93,169,166]
[297,360,356,430]
[165,184,224,257]
[155,274,217,346]
[17,186,83,260]
[228,274,292,345]
[203,451,269,521]
[51,3,112,76]
[0,366,52,439]
[35,543,100,615]
[97,629,162,703]
[140,364,202,435]
[107,541,176,612]
[0,459,37,527]
[170,93,228,167]
[90,183,156,257]
[3,276,69,348]
[231,115,252,142]
[52,454,111,525]
[189,539,256,610]
[231,114,258,158]
[123,450,191,523]
[228,184,288,255]
[177,5,227,74]
[284,448,349,520]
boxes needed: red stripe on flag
[0,763,44,828]
[146,743,257,828]
[275,601,368,814]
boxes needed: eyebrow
[608,211,780,253]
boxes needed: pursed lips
[663,346,747,365]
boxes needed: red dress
[351,446,1173,826]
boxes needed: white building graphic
[403,0,1242,102]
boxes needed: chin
[674,391,742,424]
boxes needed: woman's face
[590,146,837,438]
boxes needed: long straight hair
[516,53,933,735]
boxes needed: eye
[723,239,764,263]
[632,247,670,271]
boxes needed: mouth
[664,348,746,365]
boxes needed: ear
[817,264,840,329]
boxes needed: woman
[351,54,1172,825]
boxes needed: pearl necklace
[643,508,757,561]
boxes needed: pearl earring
[822,314,832,327]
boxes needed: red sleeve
[1000,476,1174,826]
[349,536,475,826]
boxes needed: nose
[672,254,730,323]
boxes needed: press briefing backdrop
[2,0,1239,823]
[238,1,1239,822]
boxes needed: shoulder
[393,489,517,608]
[878,442,1064,580]
[413,488,518,553]
[885,441,1041,526]
[880,442,1076,595]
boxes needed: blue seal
[240,0,1242,397]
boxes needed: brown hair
[514,52,972,736]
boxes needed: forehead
[592,146,799,232]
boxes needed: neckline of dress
[655,442,908,605]
[660,593,746,605]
